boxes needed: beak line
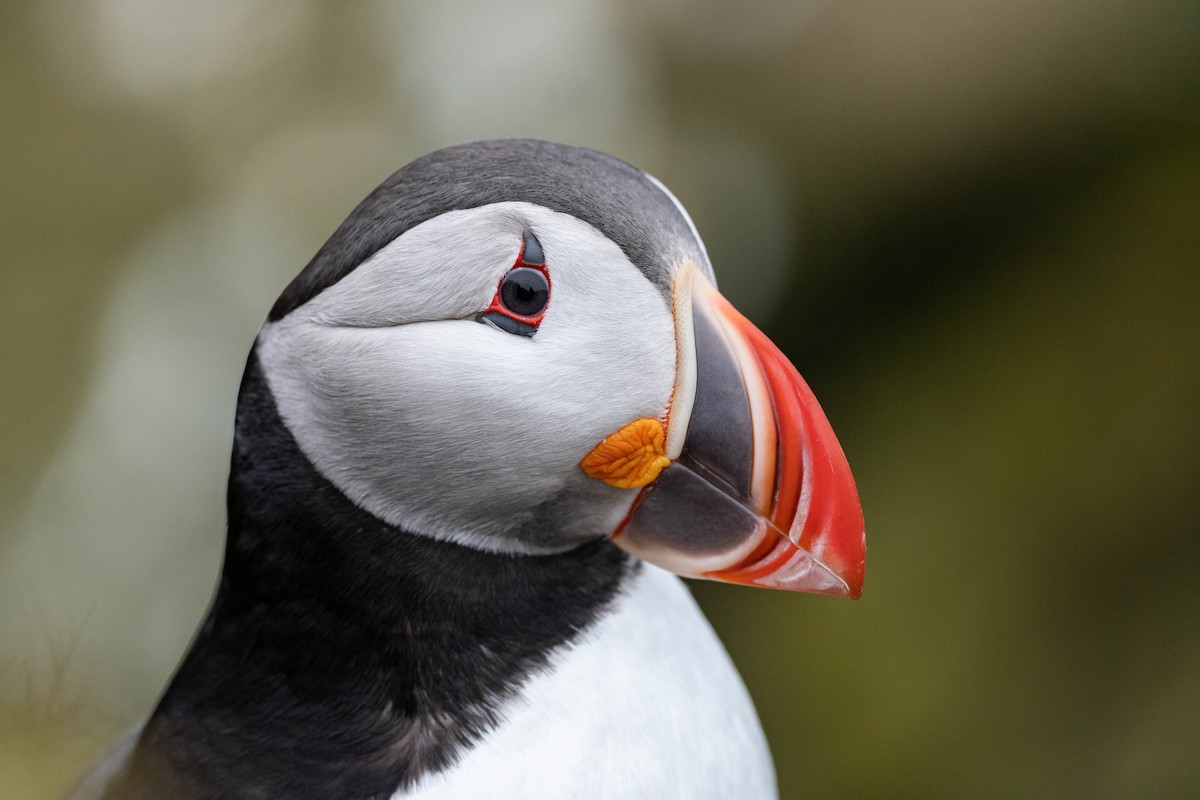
[706,285,866,599]
[583,262,865,600]
[664,263,698,460]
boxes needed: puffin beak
[580,263,865,598]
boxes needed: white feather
[399,565,777,800]
[258,203,678,555]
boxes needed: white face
[257,202,678,554]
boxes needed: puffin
[71,139,865,800]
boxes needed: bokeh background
[2,1,1199,797]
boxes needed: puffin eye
[477,230,551,337]
[499,268,549,317]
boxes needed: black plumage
[96,354,634,799]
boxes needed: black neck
[108,351,633,800]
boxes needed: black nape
[269,139,701,322]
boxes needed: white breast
[400,565,777,800]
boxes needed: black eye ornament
[478,229,551,337]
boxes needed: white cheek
[301,207,523,327]
[258,203,677,553]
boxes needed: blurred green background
[2,1,1199,797]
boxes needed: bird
[71,139,865,800]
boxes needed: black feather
[100,351,634,800]
[268,139,702,321]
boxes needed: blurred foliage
[2,1,1198,798]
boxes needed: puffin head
[255,139,864,598]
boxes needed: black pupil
[500,267,549,317]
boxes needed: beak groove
[593,262,865,599]
[701,287,864,598]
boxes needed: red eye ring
[478,230,550,337]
